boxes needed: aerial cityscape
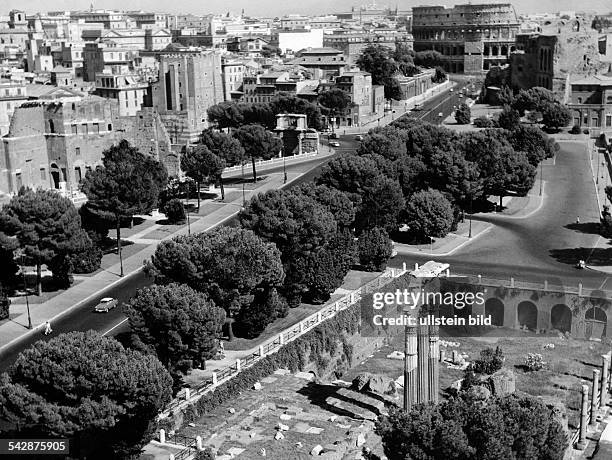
[2,1,612,459]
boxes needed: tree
[487,149,536,208]
[239,190,338,305]
[472,346,504,375]
[428,147,481,206]
[318,88,353,130]
[376,395,568,460]
[0,188,90,295]
[414,50,444,68]
[541,102,572,131]
[395,155,428,198]
[125,283,225,384]
[358,227,393,271]
[182,145,227,207]
[504,124,558,166]
[163,198,186,224]
[0,331,172,459]
[317,154,383,203]
[356,176,405,234]
[207,101,244,129]
[291,184,356,229]
[405,189,454,240]
[432,66,447,83]
[356,44,403,100]
[0,283,10,320]
[455,102,471,125]
[80,140,168,276]
[270,95,324,131]
[497,85,515,105]
[511,87,557,116]
[233,124,282,182]
[260,45,281,58]
[147,227,284,340]
[235,287,287,338]
[356,126,407,161]
[497,105,520,130]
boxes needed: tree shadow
[549,247,612,266]
[565,222,602,236]
[224,175,268,186]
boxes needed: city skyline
[2,0,611,17]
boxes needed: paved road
[0,155,337,371]
[389,141,612,290]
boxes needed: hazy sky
[3,0,611,17]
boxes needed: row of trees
[496,86,572,131]
[356,44,446,100]
[316,115,558,241]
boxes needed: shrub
[473,116,495,128]
[164,198,186,223]
[461,364,480,392]
[0,285,10,320]
[524,353,545,371]
[404,188,454,240]
[455,102,471,124]
[583,128,590,135]
[472,346,504,374]
[358,227,393,271]
[196,448,215,460]
[497,105,520,130]
[570,124,581,134]
[68,243,103,274]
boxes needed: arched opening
[485,298,504,326]
[501,45,508,56]
[50,163,61,189]
[492,45,499,56]
[551,304,572,333]
[585,307,607,339]
[49,120,55,133]
[517,301,538,330]
[510,45,516,52]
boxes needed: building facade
[151,45,224,145]
[567,73,612,136]
[412,3,520,73]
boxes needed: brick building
[412,3,520,73]
[567,72,612,136]
[0,97,176,195]
[332,70,384,127]
[151,45,224,145]
[510,18,605,100]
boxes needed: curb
[0,174,305,355]
[395,223,493,257]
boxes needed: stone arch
[492,45,499,56]
[485,298,504,326]
[501,45,508,56]
[517,301,538,330]
[48,119,55,133]
[551,304,572,333]
[585,307,607,339]
[510,45,516,52]
[49,162,62,189]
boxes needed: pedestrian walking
[576,216,580,224]
[43,321,52,335]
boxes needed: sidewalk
[0,170,307,353]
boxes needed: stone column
[196,436,202,450]
[428,323,439,404]
[602,355,611,408]
[403,322,418,411]
[591,369,601,426]
[417,322,429,404]
[159,429,166,444]
[577,384,589,449]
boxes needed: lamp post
[241,161,246,207]
[539,160,543,196]
[14,249,32,330]
[282,132,287,184]
[429,236,434,253]
[469,193,473,238]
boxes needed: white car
[449,88,454,92]
[390,241,398,258]
[94,297,118,313]
[330,141,341,147]
[17,266,52,278]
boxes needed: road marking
[599,277,609,290]
[103,318,128,336]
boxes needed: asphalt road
[389,140,612,290]
[0,155,337,371]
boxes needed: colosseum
[412,3,520,73]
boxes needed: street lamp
[14,249,32,330]
[241,161,246,206]
[539,161,543,196]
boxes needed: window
[40,168,46,180]
[577,97,583,104]
[93,123,99,133]
[76,147,81,156]
[607,115,612,127]
[83,124,88,135]
[71,124,77,134]
[108,124,112,131]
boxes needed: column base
[576,440,587,450]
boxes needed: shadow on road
[565,222,602,236]
[550,247,612,266]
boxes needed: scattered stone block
[386,351,404,360]
[329,415,337,422]
[351,373,396,396]
[227,447,245,457]
[331,379,352,387]
[311,445,324,456]
[335,423,351,429]
[280,414,292,421]
[295,371,315,381]
[250,432,257,438]
[274,369,290,375]
[277,423,290,431]
[296,442,303,448]
[188,423,195,427]
[306,426,324,435]
[488,368,516,396]
[294,422,311,433]
[261,376,277,384]
[259,447,266,456]
[356,433,366,447]
[253,382,262,390]
[228,408,236,414]
[275,431,285,440]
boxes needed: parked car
[413,103,423,111]
[94,297,118,313]
[329,132,339,139]
[330,141,341,147]
[449,88,454,92]
[355,135,364,141]
[17,266,52,278]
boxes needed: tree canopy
[356,44,404,100]
[233,124,282,182]
[0,331,172,459]
[125,283,225,384]
[0,188,90,295]
[404,188,454,240]
[199,128,245,167]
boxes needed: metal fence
[161,266,407,416]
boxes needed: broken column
[577,384,589,449]
[601,354,610,408]
[428,322,439,404]
[403,322,418,411]
[591,369,601,427]
[417,321,429,404]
